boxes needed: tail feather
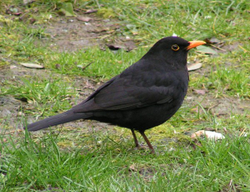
[24,111,89,131]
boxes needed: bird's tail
[24,110,89,131]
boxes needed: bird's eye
[171,44,180,51]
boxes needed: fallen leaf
[29,18,36,24]
[190,107,198,113]
[191,130,225,140]
[193,89,206,95]
[20,62,44,69]
[129,164,137,172]
[205,37,222,44]
[106,44,123,50]
[16,97,28,102]
[77,64,84,68]
[188,62,202,71]
[90,28,107,33]
[85,9,98,14]
[77,16,92,22]
[18,111,24,116]
[13,12,23,16]
[9,65,17,69]
[124,40,136,52]
[196,45,218,55]
[23,0,34,5]
[55,64,61,69]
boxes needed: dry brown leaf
[23,0,34,5]
[20,62,44,69]
[129,164,137,172]
[193,89,206,95]
[106,44,123,50]
[196,46,218,55]
[188,62,202,71]
[205,37,222,44]
[191,130,225,140]
[9,65,17,69]
[85,9,98,14]
[190,107,199,113]
[76,16,92,22]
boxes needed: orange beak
[187,41,206,50]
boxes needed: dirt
[0,13,249,142]
[39,15,136,52]
[185,92,249,116]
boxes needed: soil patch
[39,15,136,52]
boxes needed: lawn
[0,0,249,191]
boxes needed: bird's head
[145,36,205,69]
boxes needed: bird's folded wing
[74,75,178,112]
[95,84,175,110]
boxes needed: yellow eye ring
[171,44,180,51]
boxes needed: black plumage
[24,36,205,153]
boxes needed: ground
[0,1,249,191]
[1,13,248,130]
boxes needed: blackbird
[24,36,205,153]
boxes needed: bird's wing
[94,82,176,110]
[73,72,183,112]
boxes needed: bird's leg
[139,131,155,154]
[131,129,140,148]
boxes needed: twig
[81,62,94,71]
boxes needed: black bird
[24,36,205,153]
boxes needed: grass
[0,0,249,191]
[1,132,249,191]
